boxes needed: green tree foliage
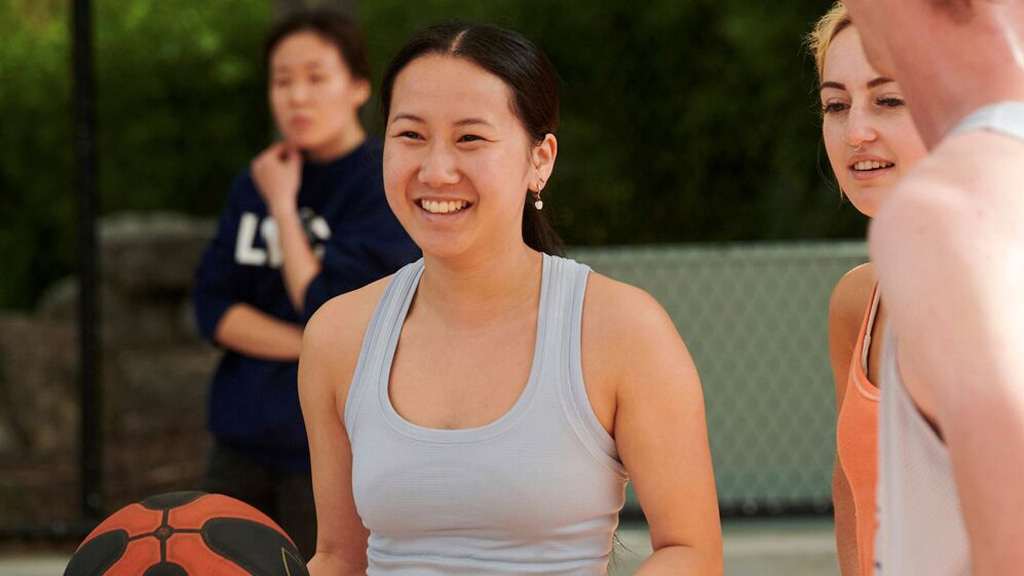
[0,0,857,310]
[0,0,271,308]
[1,0,76,310]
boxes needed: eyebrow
[271,61,330,74]
[391,113,425,124]
[390,114,495,128]
[454,118,494,128]
[820,77,895,91]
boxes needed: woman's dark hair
[381,22,565,256]
[264,9,371,81]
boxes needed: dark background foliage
[0,0,853,310]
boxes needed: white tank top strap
[558,258,623,470]
[344,258,425,437]
[950,101,1024,143]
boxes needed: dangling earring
[533,191,544,211]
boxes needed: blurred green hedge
[0,0,857,310]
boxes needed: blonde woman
[808,4,927,575]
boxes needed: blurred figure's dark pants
[202,443,316,560]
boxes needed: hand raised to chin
[251,141,302,214]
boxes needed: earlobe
[354,79,372,107]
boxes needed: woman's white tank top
[344,254,629,575]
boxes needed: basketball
[63,491,309,576]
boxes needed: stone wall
[0,213,220,528]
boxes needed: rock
[99,212,216,296]
[36,276,80,323]
[0,313,77,457]
[0,419,21,462]
[0,212,223,527]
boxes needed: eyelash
[821,97,906,115]
[822,102,848,115]
[391,132,487,144]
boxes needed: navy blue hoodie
[194,138,420,471]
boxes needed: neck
[307,122,366,162]
[417,242,544,329]
[897,10,1024,147]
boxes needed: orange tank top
[836,284,881,576]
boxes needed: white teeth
[853,160,894,171]
[421,200,468,214]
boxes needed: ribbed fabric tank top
[344,254,629,575]
[875,101,1024,575]
[875,326,969,575]
[836,284,880,576]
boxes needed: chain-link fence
[571,242,868,515]
[0,237,867,538]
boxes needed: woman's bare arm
[583,276,723,575]
[299,279,389,576]
[215,303,303,361]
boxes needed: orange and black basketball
[63,491,308,576]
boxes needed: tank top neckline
[376,253,553,444]
[852,283,881,401]
[950,100,1024,142]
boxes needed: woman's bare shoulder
[829,262,876,328]
[583,272,676,336]
[303,275,392,384]
[581,272,694,387]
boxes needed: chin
[411,232,476,262]
[286,138,320,152]
[846,190,885,218]
[280,130,327,152]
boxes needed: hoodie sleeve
[301,176,420,323]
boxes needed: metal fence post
[73,0,102,523]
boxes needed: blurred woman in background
[807,3,927,575]
[193,10,418,559]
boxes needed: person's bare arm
[584,276,722,575]
[215,303,303,361]
[252,142,322,314]
[828,264,876,576]
[299,278,389,576]
[870,132,1024,576]
[270,199,321,314]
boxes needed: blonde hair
[807,2,853,83]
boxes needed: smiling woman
[380,23,565,258]
[807,4,927,576]
[299,21,722,576]
[382,53,558,261]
